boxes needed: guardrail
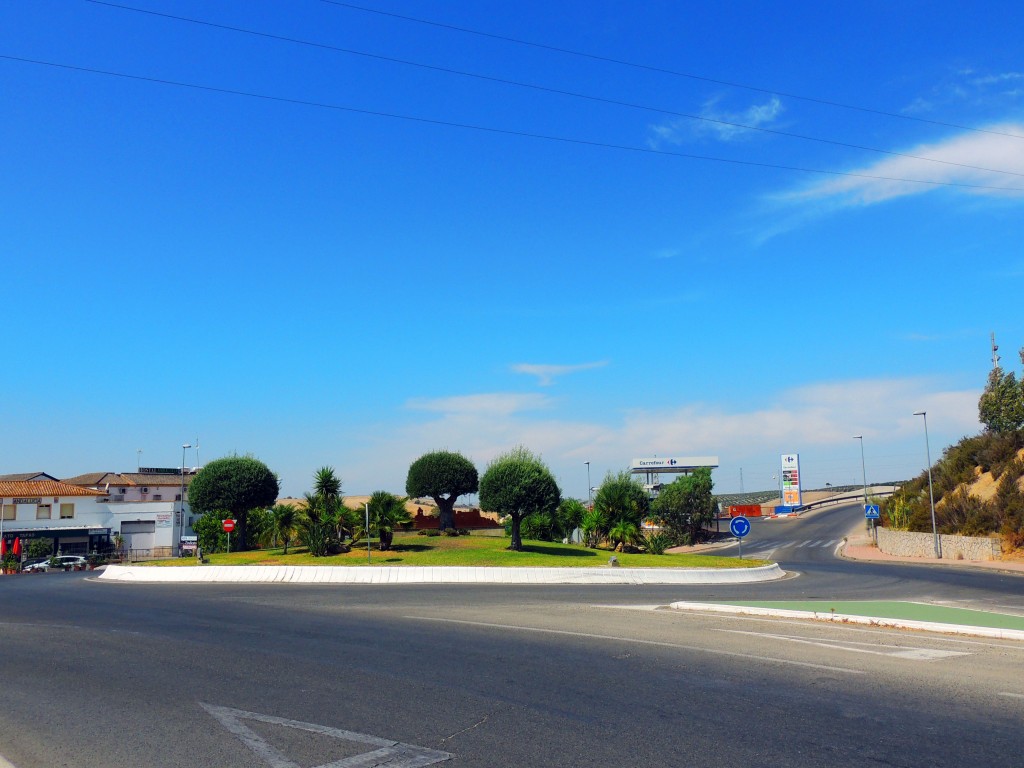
[798,489,897,512]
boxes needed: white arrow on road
[201,703,452,768]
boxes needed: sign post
[864,504,880,543]
[729,515,751,559]
[222,518,235,554]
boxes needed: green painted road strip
[720,601,1024,631]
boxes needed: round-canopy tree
[405,450,478,531]
[479,446,560,551]
[188,455,279,551]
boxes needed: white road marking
[999,692,1024,700]
[714,629,970,661]
[636,607,1024,649]
[201,703,452,767]
[809,540,823,547]
[406,616,864,675]
[796,540,813,548]
[0,754,18,768]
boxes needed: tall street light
[852,436,868,507]
[585,462,592,510]
[913,412,941,558]
[853,436,870,540]
[179,443,192,557]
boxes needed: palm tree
[367,491,412,551]
[271,504,301,555]
[608,520,641,552]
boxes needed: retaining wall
[876,527,1002,561]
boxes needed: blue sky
[3,1,1022,499]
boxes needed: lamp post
[365,501,371,564]
[585,462,592,509]
[913,411,941,558]
[853,436,871,539]
[179,443,191,557]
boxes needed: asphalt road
[2,507,1023,768]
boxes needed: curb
[98,563,786,585]
[667,601,1024,641]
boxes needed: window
[119,488,126,494]
[36,504,52,520]
[59,503,75,519]
[2,504,14,521]
[153,494,162,500]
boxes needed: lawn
[149,532,766,568]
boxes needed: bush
[644,533,671,555]
[457,528,470,536]
[443,528,460,537]
[419,529,440,537]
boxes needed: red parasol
[11,537,20,557]
[0,539,6,557]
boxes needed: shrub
[443,528,460,537]
[457,528,470,536]
[644,532,671,555]
[422,529,440,537]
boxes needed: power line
[4,53,1024,194]
[84,0,1024,179]
[320,0,1024,142]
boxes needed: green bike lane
[669,599,1024,640]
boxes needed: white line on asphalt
[642,608,1024,649]
[809,540,823,547]
[714,629,970,661]
[200,703,452,767]
[405,616,864,675]
[0,754,18,768]
[999,692,1024,699]
[796,540,813,548]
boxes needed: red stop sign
[222,519,235,532]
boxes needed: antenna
[195,438,200,468]
[991,332,1001,369]
[137,448,142,472]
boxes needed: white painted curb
[668,601,1024,641]
[99,563,786,585]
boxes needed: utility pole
[991,332,1000,369]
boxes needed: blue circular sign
[729,516,751,538]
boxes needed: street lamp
[179,443,191,557]
[585,462,592,509]
[913,412,941,558]
[852,436,868,508]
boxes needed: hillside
[882,430,1024,551]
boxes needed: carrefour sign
[630,457,719,472]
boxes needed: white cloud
[780,123,1024,207]
[329,376,980,499]
[510,361,608,386]
[649,96,784,146]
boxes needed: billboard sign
[629,456,719,472]
[780,453,802,507]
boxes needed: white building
[1,471,198,559]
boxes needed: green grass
[149,532,767,568]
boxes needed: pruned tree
[187,455,280,550]
[653,467,717,545]
[478,446,560,551]
[405,451,478,531]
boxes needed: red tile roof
[0,481,106,498]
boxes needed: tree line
[188,448,718,555]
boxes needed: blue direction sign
[729,516,751,538]
[865,504,880,519]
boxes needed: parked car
[51,555,88,570]
[22,559,50,572]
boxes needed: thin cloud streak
[781,123,1024,207]
[511,361,608,386]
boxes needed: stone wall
[876,527,1002,561]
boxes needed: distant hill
[882,430,1024,551]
